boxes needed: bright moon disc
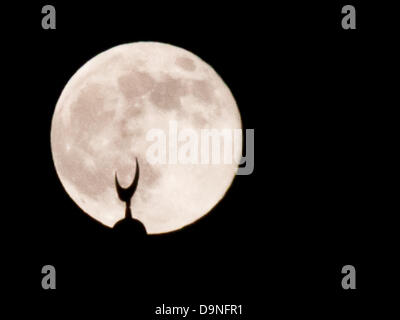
[51,42,242,234]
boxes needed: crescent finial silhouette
[115,158,140,218]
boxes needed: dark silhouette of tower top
[113,158,147,237]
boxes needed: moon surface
[51,42,242,234]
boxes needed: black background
[4,1,398,318]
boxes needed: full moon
[51,42,242,234]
